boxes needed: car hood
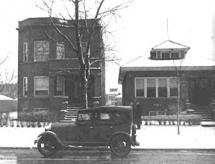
[51,122,76,131]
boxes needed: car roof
[79,106,132,113]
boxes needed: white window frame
[34,41,49,62]
[135,77,179,98]
[23,42,28,62]
[23,77,28,97]
[56,42,65,59]
[34,76,49,96]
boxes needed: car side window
[111,112,129,125]
[77,112,93,126]
[96,112,112,125]
[78,113,91,121]
[100,113,111,120]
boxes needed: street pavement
[0,124,215,149]
[0,149,215,164]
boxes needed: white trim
[23,77,28,97]
[23,42,28,62]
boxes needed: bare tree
[0,55,17,98]
[37,0,130,108]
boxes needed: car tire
[37,137,58,157]
[110,134,131,157]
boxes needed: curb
[0,147,215,152]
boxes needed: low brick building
[119,40,215,115]
[17,17,105,118]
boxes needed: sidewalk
[0,125,215,149]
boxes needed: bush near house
[18,111,58,122]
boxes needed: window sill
[34,95,49,98]
[135,97,178,99]
[54,96,68,98]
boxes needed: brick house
[17,17,105,118]
[119,40,215,115]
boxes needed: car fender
[36,131,64,148]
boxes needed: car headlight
[45,123,52,131]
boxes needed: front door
[190,78,211,105]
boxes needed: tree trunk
[80,68,88,108]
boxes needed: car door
[76,111,97,145]
[94,111,114,144]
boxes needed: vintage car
[35,106,139,157]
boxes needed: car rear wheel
[37,137,58,157]
[110,134,131,157]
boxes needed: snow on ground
[0,127,44,148]
[0,125,215,149]
[136,125,215,149]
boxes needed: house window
[23,77,28,97]
[23,42,28,62]
[147,79,156,97]
[169,78,178,97]
[81,42,90,55]
[34,76,49,96]
[158,79,167,97]
[156,51,162,59]
[135,77,178,98]
[136,79,144,97]
[162,52,170,60]
[171,52,179,59]
[54,76,65,96]
[150,51,156,59]
[56,43,65,59]
[34,41,49,62]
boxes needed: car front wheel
[110,134,131,157]
[37,137,58,157]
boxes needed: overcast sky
[0,0,215,92]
